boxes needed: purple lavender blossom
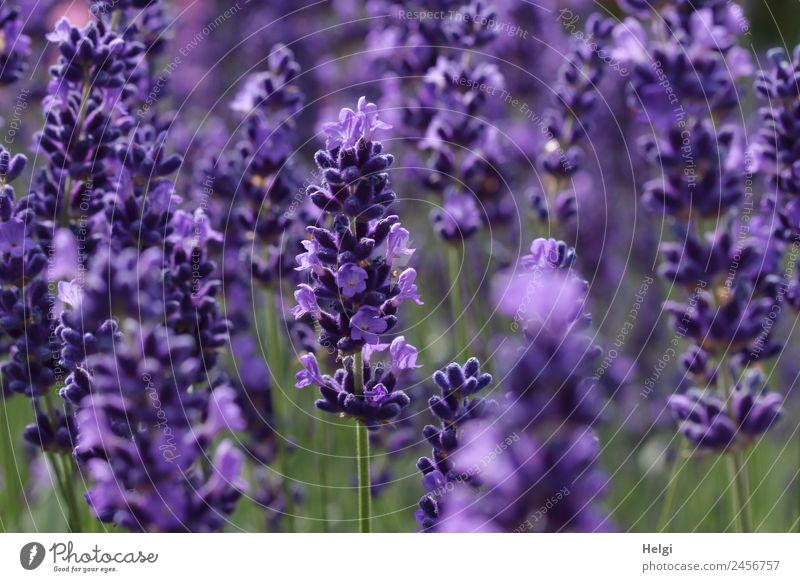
[363,336,422,375]
[350,306,389,345]
[437,423,611,532]
[78,325,246,532]
[293,97,416,426]
[431,190,483,242]
[0,7,31,85]
[534,14,614,226]
[295,353,327,389]
[415,358,495,531]
[322,96,392,150]
[668,369,782,451]
[208,44,306,288]
[616,0,785,457]
[291,284,321,320]
[335,263,369,299]
[386,224,415,266]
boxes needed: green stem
[262,288,295,532]
[317,413,331,533]
[725,456,745,532]
[718,364,751,532]
[60,456,83,533]
[353,351,371,533]
[658,442,690,532]
[40,394,82,532]
[0,396,24,530]
[463,237,490,361]
[356,422,371,533]
[730,449,754,532]
[59,77,92,227]
[447,244,468,358]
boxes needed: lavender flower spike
[294,96,416,427]
[416,358,495,531]
[293,97,421,532]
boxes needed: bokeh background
[1,0,799,533]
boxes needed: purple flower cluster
[429,238,610,532]
[669,369,782,451]
[0,144,53,402]
[210,43,306,288]
[438,423,611,532]
[2,13,146,411]
[757,47,800,237]
[105,123,183,249]
[1,147,57,441]
[370,1,512,240]
[614,1,752,128]
[61,216,243,530]
[614,0,785,450]
[32,16,143,221]
[293,97,419,426]
[296,338,416,429]
[614,0,751,221]
[531,14,615,224]
[0,6,31,85]
[78,323,246,532]
[494,238,602,425]
[415,357,495,530]
[0,1,251,533]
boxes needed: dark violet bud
[431,190,482,243]
[445,1,499,48]
[23,413,54,450]
[641,119,742,219]
[681,346,710,377]
[668,389,736,451]
[0,148,26,182]
[429,395,454,421]
[732,369,783,438]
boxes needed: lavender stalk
[293,97,420,531]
